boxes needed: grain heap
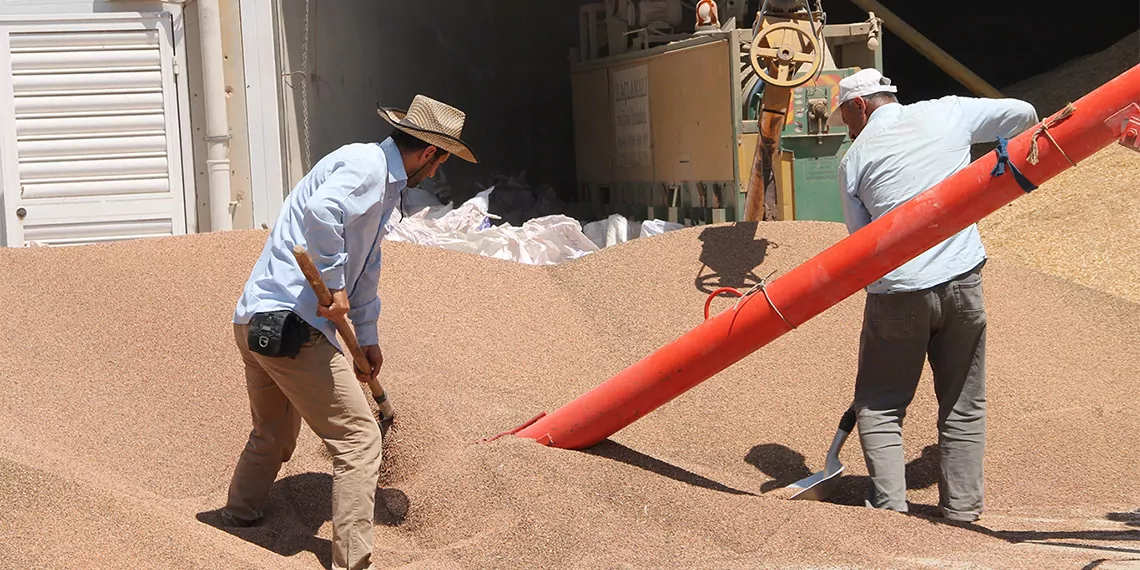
[1,220,1137,569]
[1003,31,1139,117]
[980,31,1140,303]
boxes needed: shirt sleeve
[346,246,382,347]
[300,158,381,291]
[348,191,406,346]
[839,158,871,235]
[954,96,1040,145]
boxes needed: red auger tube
[516,65,1140,450]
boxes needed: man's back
[234,140,406,350]
[839,95,1038,293]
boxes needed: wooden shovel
[291,245,396,424]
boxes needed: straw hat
[377,95,478,163]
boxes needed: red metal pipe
[515,64,1140,450]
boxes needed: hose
[704,287,744,320]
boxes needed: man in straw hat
[220,95,476,570]
[827,68,1037,523]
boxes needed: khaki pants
[226,323,383,570]
[853,263,987,522]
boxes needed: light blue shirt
[233,137,408,351]
[838,95,1038,294]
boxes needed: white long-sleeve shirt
[838,95,1039,294]
[233,137,408,350]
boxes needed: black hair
[390,128,449,157]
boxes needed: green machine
[739,8,882,224]
[780,69,855,223]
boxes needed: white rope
[732,269,797,330]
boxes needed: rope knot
[991,136,1038,193]
[1028,103,1077,166]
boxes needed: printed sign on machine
[612,65,651,170]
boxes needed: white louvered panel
[17,193,178,246]
[24,219,174,246]
[13,71,164,94]
[21,178,170,200]
[16,113,166,137]
[3,21,186,248]
[8,31,160,50]
[17,135,167,159]
[10,49,159,73]
[15,92,164,115]
[20,156,168,181]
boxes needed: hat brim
[377,106,478,164]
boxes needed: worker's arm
[345,244,383,348]
[838,157,872,235]
[339,166,404,350]
[344,173,416,348]
[343,176,412,349]
[955,96,1039,144]
[301,158,384,330]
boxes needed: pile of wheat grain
[0,223,1136,569]
[980,30,1140,304]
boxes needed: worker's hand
[356,345,383,383]
[317,289,350,321]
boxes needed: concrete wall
[277,0,584,203]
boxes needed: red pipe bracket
[1119,116,1140,152]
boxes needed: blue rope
[991,136,1037,193]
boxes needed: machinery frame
[569,8,883,225]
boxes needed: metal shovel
[786,407,856,501]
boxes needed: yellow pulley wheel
[749,22,823,88]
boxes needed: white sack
[639,219,686,237]
[582,214,685,248]
[582,214,631,249]
[385,188,599,265]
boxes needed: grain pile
[979,143,1140,304]
[979,30,1140,304]
[1,223,1137,569]
[1003,30,1139,117]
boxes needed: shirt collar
[379,137,408,185]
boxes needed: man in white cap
[827,69,1037,522]
[221,95,477,570]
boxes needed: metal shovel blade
[787,463,846,501]
[784,407,857,502]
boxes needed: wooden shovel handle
[291,245,395,422]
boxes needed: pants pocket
[869,294,916,341]
[952,276,987,326]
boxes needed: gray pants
[853,262,987,522]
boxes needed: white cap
[827,68,898,127]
